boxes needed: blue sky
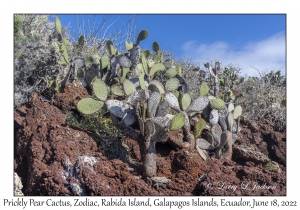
[56,14,286,77]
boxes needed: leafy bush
[14,15,60,107]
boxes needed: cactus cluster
[75,29,244,177]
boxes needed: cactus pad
[145,119,155,137]
[117,55,132,68]
[194,119,206,138]
[123,79,136,95]
[196,138,215,150]
[139,73,146,89]
[233,105,242,119]
[152,41,160,52]
[152,114,173,130]
[123,109,137,125]
[106,40,115,57]
[149,80,165,94]
[76,68,85,79]
[147,59,155,68]
[228,103,234,113]
[77,98,104,115]
[126,89,149,107]
[210,98,225,110]
[169,113,185,131]
[180,93,192,111]
[164,92,181,112]
[227,112,234,131]
[125,41,134,51]
[186,96,209,113]
[111,85,124,96]
[61,43,69,63]
[85,69,97,85]
[143,50,151,59]
[92,79,108,101]
[55,16,62,34]
[136,29,149,45]
[120,67,130,83]
[211,124,222,146]
[149,63,166,76]
[218,106,228,131]
[199,83,209,96]
[165,78,180,92]
[78,35,85,47]
[165,68,177,78]
[105,100,130,118]
[209,109,219,125]
[155,100,170,117]
[147,92,161,118]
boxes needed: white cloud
[181,32,286,77]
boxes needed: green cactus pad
[100,55,109,70]
[111,85,124,96]
[141,53,148,73]
[180,93,192,111]
[148,84,160,93]
[78,35,85,47]
[177,65,182,76]
[165,68,177,78]
[194,119,206,138]
[77,98,104,115]
[172,90,180,99]
[199,83,209,96]
[149,80,165,94]
[106,40,115,57]
[228,103,234,113]
[60,43,69,63]
[143,50,151,59]
[165,78,180,92]
[139,73,146,89]
[147,92,161,118]
[210,98,225,110]
[149,63,166,76]
[55,16,62,34]
[52,41,60,54]
[62,38,69,46]
[92,79,108,101]
[169,113,186,131]
[76,68,85,79]
[136,63,143,74]
[208,96,216,100]
[136,29,148,45]
[125,41,134,51]
[153,51,164,63]
[123,79,136,95]
[147,59,155,68]
[85,55,95,66]
[120,68,130,83]
[152,41,160,53]
[233,105,242,119]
